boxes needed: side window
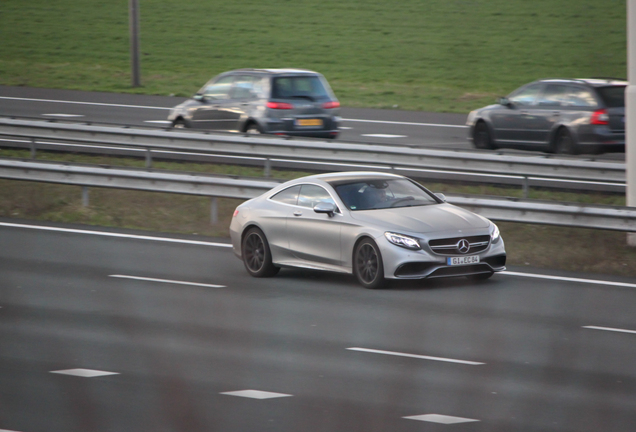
[201,76,234,100]
[562,86,597,107]
[297,184,337,210]
[509,83,543,106]
[270,185,300,205]
[537,84,569,106]
[230,75,257,100]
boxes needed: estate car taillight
[266,102,294,109]
[322,101,340,109]
[590,109,609,125]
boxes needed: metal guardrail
[0,118,626,195]
[1,158,635,232]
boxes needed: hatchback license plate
[447,255,480,266]
[296,119,323,127]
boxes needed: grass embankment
[2,149,635,278]
[0,0,626,113]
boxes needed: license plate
[296,119,323,127]
[447,255,480,266]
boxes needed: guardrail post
[523,176,529,199]
[82,186,89,207]
[264,158,271,177]
[30,138,37,159]
[210,197,218,224]
[145,148,152,168]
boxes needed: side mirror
[498,97,513,108]
[193,94,207,102]
[434,193,447,202]
[314,202,337,217]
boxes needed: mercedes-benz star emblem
[457,239,470,254]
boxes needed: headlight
[385,232,421,250]
[491,224,501,242]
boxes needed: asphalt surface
[1,219,636,432]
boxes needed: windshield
[334,178,439,211]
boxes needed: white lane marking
[502,271,636,289]
[50,368,119,377]
[345,118,467,128]
[221,390,292,399]
[338,126,353,130]
[347,347,484,365]
[145,120,172,124]
[583,326,636,335]
[0,429,23,432]
[0,96,169,110]
[110,274,225,288]
[42,113,84,117]
[361,134,407,138]
[404,414,479,424]
[0,96,465,128]
[0,222,232,248]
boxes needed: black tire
[466,272,494,281]
[354,238,386,289]
[172,118,187,129]
[555,128,578,155]
[245,122,262,135]
[473,121,494,149]
[241,227,279,277]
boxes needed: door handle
[293,211,303,217]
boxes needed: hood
[349,203,490,234]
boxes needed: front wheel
[354,238,386,289]
[242,227,279,277]
[245,123,262,135]
[473,121,494,149]
[172,118,187,129]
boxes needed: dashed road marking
[110,274,225,288]
[347,347,484,365]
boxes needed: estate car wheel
[354,238,386,289]
[242,227,279,277]
[245,123,262,135]
[172,119,187,129]
[555,128,578,155]
[473,121,494,149]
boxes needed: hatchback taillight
[266,101,294,109]
[322,101,340,109]
[591,109,609,125]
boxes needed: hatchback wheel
[354,238,386,289]
[242,227,279,277]
[172,119,186,129]
[473,121,494,149]
[245,123,262,135]
[555,128,578,155]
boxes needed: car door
[286,184,343,267]
[223,75,259,132]
[533,83,573,145]
[490,82,544,145]
[190,75,234,129]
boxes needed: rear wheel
[242,227,279,277]
[555,128,578,155]
[245,122,262,135]
[473,121,494,149]
[354,238,386,289]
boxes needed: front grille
[429,235,490,256]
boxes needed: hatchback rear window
[596,86,625,108]
[272,76,330,101]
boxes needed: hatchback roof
[537,78,627,86]
[228,68,319,75]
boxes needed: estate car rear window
[272,76,330,100]
[596,86,626,108]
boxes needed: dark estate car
[466,78,626,154]
[168,68,341,139]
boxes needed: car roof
[227,68,320,75]
[308,171,405,186]
[535,78,627,87]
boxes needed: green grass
[0,0,627,112]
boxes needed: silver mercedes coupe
[230,172,506,289]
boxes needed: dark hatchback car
[466,78,626,154]
[168,68,341,139]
